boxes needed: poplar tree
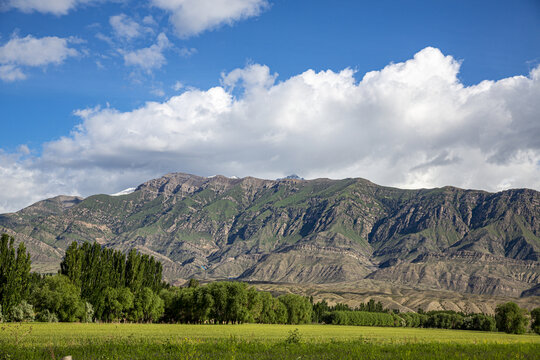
[0,234,31,315]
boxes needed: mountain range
[0,172,539,308]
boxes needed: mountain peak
[277,174,304,181]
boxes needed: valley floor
[1,323,539,359]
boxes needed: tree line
[0,234,539,334]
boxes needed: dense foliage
[0,234,31,316]
[0,235,537,335]
[531,308,540,335]
[160,282,307,324]
[60,241,164,299]
[325,311,396,326]
[495,302,529,334]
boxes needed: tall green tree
[60,242,82,289]
[0,234,31,316]
[278,294,312,324]
[131,287,164,323]
[530,308,540,335]
[495,302,528,334]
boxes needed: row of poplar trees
[59,241,166,322]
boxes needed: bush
[495,302,528,334]
[9,301,35,322]
[285,328,302,344]
[84,302,94,323]
[36,309,59,322]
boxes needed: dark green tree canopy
[0,234,31,316]
[495,302,528,334]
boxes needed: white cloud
[221,63,277,90]
[142,15,157,26]
[179,47,197,57]
[110,14,142,40]
[151,0,269,38]
[1,47,540,213]
[1,0,102,15]
[17,144,31,155]
[0,34,79,81]
[151,88,165,97]
[0,64,26,81]
[172,81,183,91]
[122,33,171,72]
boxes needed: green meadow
[1,323,539,359]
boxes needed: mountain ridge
[1,172,539,303]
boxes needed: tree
[0,234,31,316]
[461,314,496,331]
[95,287,133,322]
[312,300,330,323]
[131,287,164,323]
[32,275,85,322]
[278,294,312,324]
[60,242,82,289]
[495,302,528,334]
[192,287,213,323]
[530,308,540,335]
[187,278,199,288]
[246,287,262,323]
[60,241,166,315]
[159,288,178,323]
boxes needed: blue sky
[0,0,539,212]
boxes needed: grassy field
[1,323,539,359]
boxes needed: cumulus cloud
[151,0,269,38]
[110,14,142,40]
[1,0,103,15]
[1,47,540,213]
[0,34,79,81]
[122,32,171,72]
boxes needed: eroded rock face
[1,172,539,298]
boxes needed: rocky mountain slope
[0,172,539,300]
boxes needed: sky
[0,0,539,213]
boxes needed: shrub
[36,309,59,322]
[9,301,35,322]
[285,328,302,344]
[84,302,94,323]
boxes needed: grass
[1,323,539,359]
